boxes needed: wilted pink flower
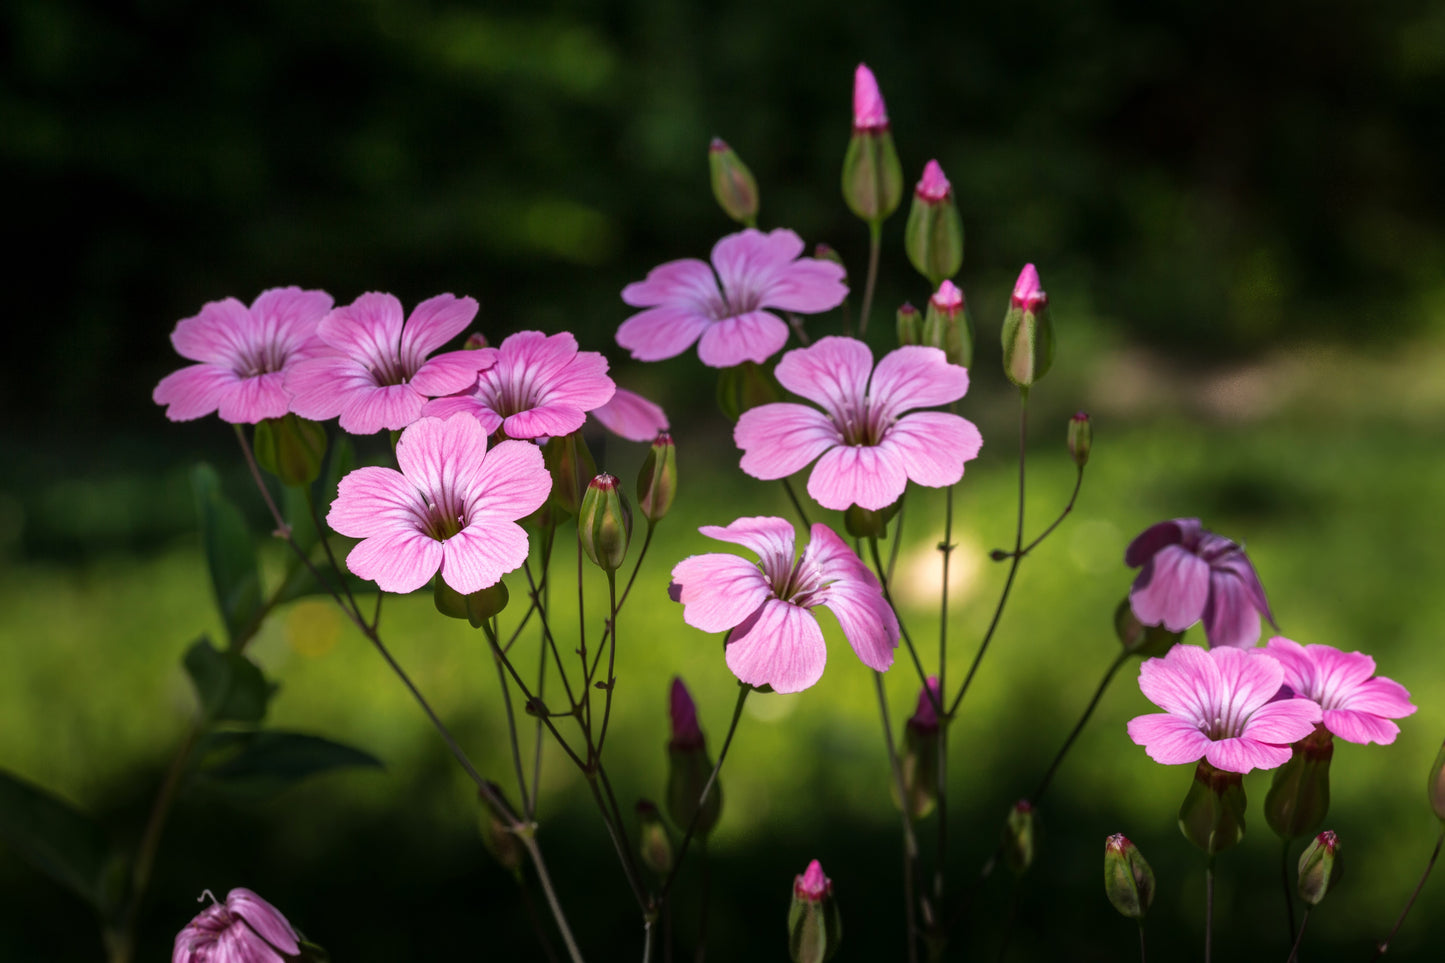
[669,677,704,751]
[908,676,941,733]
[1126,518,1275,649]
[286,292,492,435]
[590,387,669,442]
[154,287,333,423]
[1127,645,1321,774]
[916,160,951,202]
[1264,636,1416,744]
[327,415,550,594]
[670,516,899,693]
[173,888,300,963]
[618,228,847,369]
[735,337,982,511]
[852,64,888,130]
[422,330,614,440]
[794,859,832,900]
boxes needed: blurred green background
[4,0,1445,959]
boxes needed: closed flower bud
[1265,728,1334,840]
[1067,412,1092,467]
[716,360,782,422]
[253,414,327,487]
[637,432,677,523]
[923,279,974,368]
[463,332,489,350]
[1104,834,1156,920]
[895,677,941,819]
[434,575,510,628]
[842,64,903,224]
[905,160,965,286]
[667,677,722,835]
[709,138,760,226]
[636,800,674,876]
[896,302,921,346]
[1297,830,1342,906]
[579,474,632,572]
[1179,761,1247,855]
[478,782,524,875]
[1000,263,1055,389]
[1113,598,1182,658]
[843,499,900,539]
[788,859,842,963]
[1429,738,1445,823]
[1004,800,1036,875]
[542,432,597,517]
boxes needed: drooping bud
[253,414,327,487]
[542,432,597,517]
[896,302,921,346]
[1067,412,1092,467]
[636,800,674,876]
[1428,738,1445,823]
[716,361,782,422]
[667,677,722,835]
[478,782,524,876]
[709,138,760,227]
[1104,834,1156,920]
[669,677,704,751]
[1114,598,1182,658]
[1297,830,1342,906]
[923,279,974,368]
[434,576,510,628]
[905,160,965,286]
[1000,263,1055,389]
[463,332,489,350]
[1003,800,1036,875]
[841,64,903,224]
[1179,761,1247,855]
[579,474,632,571]
[1265,726,1334,840]
[813,243,847,281]
[788,859,842,963]
[637,432,677,523]
[895,677,941,819]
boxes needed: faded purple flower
[173,888,300,963]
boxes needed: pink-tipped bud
[173,888,304,963]
[1104,834,1156,920]
[930,280,964,314]
[794,859,831,900]
[916,159,952,202]
[666,676,721,835]
[708,137,760,226]
[1297,830,1342,906]
[637,432,677,523]
[669,677,704,751]
[1003,800,1036,875]
[907,161,965,286]
[908,676,941,733]
[1011,263,1047,310]
[788,860,842,963]
[922,280,972,367]
[463,332,489,350]
[1001,263,1055,388]
[1067,411,1092,467]
[579,473,632,572]
[895,676,942,819]
[852,64,888,130]
[1179,761,1247,855]
[896,302,921,346]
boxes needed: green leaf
[194,731,383,799]
[0,769,118,912]
[183,636,276,724]
[191,464,263,646]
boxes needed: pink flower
[908,676,941,733]
[670,516,899,693]
[916,160,951,202]
[286,292,493,435]
[618,228,847,369]
[327,414,550,594]
[1264,636,1416,745]
[852,63,888,130]
[173,888,300,963]
[734,337,983,511]
[1127,645,1321,773]
[794,859,832,900]
[154,287,333,423]
[1126,518,1275,649]
[669,676,704,751]
[590,386,669,442]
[422,330,614,440]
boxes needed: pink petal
[711,229,802,297]
[1240,697,1321,745]
[534,348,614,413]
[724,598,827,693]
[319,292,405,367]
[869,346,970,423]
[337,383,425,435]
[465,438,550,522]
[1205,737,1292,774]
[672,553,774,633]
[227,889,300,957]
[171,297,253,364]
[807,443,907,511]
[1340,675,1417,720]
[760,256,848,313]
[1323,708,1402,745]
[250,287,333,352]
[695,309,790,367]
[440,522,530,594]
[876,412,982,489]
[807,524,898,671]
[698,516,798,579]
[217,371,291,424]
[1137,645,1219,723]
[504,404,588,440]
[1130,544,1210,632]
[209,923,286,963]
[735,403,840,480]
[1212,646,1286,719]
[773,336,872,415]
[396,415,489,498]
[346,528,443,593]
[283,354,370,422]
[328,466,424,539]
[399,293,478,361]
[621,257,719,308]
[420,393,504,434]
[153,364,240,421]
[1307,644,1377,705]
[1210,548,1275,627]
[616,304,712,362]
[1124,518,1195,568]
[409,349,492,397]
[1263,637,1316,694]
[591,387,668,441]
[1126,713,1212,765]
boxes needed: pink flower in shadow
[172,888,300,963]
[1264,636,1416,744]
[670,516,898,693]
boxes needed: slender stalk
[589,524,656,680]
[868,539,942,713]
[492,626,532,815]
[595,571,620,757]
[786,311,812,347]
[874,671,921,963]
[1286,908,1310,963]
[780,478,812,528]
[661,687,750,901]
[520,558,582,715]
[886,491,907,586]
[1205,856,1215,963]
[1003,467,1083,561]
[695,839,711,963]
[935,484,954,905]
[859,220,882,335]
[517,874,562,963]
[583,774,649,910]
[1137,921,1147,963]
[1280,839,1297,949]
[1371,826,1445,959]
[520,833,587,963]
[577,537,592,734]
[484,624,588,770]
[1031,651,1129,803]
[531,597,548,819]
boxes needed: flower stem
[1205,855,1215,963]
[1002,465,1083,561]
[661,687,750,902]
[1031,650,1128,803]
[1280,839,1297,950]
[519,832,587,963]
[866,538,941,713]
[859,219,882,336]
[874,670,922,963]
[780,478,812,528]
[492,625,533,815]
[594,571,620,757]
[1371,825,1445,959]
[935,484,954,905]
[1286,907,1310,963]
[1137,921,1147,963]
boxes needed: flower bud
[841,64,903,224]
[896,302,921,346]
[716,360,782,422]
[434,576,510,628]
[669,677,704,751]
[478,782,524,876]
[788,859,842,963]
[667,678,722,835]
[1178,761,1247,855]
[813,243,847,281]
[463,332,489,350]
[579,474,632,572]
[1428,738,1445,823]
[636,800,674,876]
[905,160,965,286]
[709,138,760,227]
[253,414,327,487]
[1067,412,1092,467]
[843,499,900,539]
[542,432,597,517]
[1003,800,1036,875]
[1297,830,1342,906]
[1000,263,1055,389]
[923,279,974,368]
[1104,834,1155,920]
[1113,598,1181,658]
[895,677,941,819]
[1265,727,1333,840]
[637,432,677,523]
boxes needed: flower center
[235,341,288,379]
[477,362,543,419]
[771,553,827,608]
[831,398,887,447]
[419,494,468,541]
[708,287,763,321]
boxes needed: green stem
[780,478,812,528]
[874,671,921,963]
[935,485,954,905]
[1031,651,1128,803]
[1280,839,1297,950]
[1138,920,1147,963]
[492,624,532,815]
[1371,826,1445,959]
[595,571,620,758]
[859,220,882,335]
[867,539,942,714]
[1286,907,1309,963]
[661,687,750,901]
[1206,855,1215,963]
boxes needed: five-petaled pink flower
[670,516,899,693]
[327,415,550,594]
[1127,645,1321,774]
[1126,518,1275,649]
[423,330,615,440]
[1264,636,1416,745]
[154,287,333,423]
[173,887,301,963]
[618,228,847,369]
[287,292,493,435]
[734,337,983,511]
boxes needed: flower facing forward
[287,292,493,435]
[423,330,615,440]
[618,228,847,368]
[1126,518,1275,649]
[734,337,982,511]
[670,516,898,693]
[1264,636,1416,744]
[327,415,550,594]
[154,287,333,423]
[173,888,301,963]
[1128,645,1321,773]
